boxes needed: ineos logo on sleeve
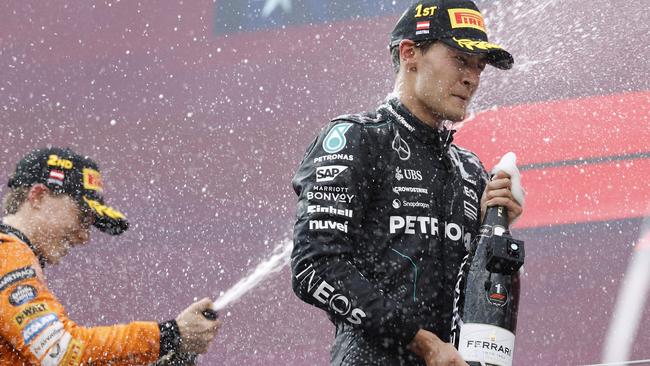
[316,165,348,183]
[392,133,411,161]
[323,123,353,153]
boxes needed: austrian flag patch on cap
[47,170,65,186]
[416,21,431,35]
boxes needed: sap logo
[295,264,366,325]
[395,167,422,181]
[316,165,348,183]
[46,155,73,170]
[309,220,348,233]
[323,123,353,153]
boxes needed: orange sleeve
[0,234,161,366]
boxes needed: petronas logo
[323,123,353,153]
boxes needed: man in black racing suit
[291,1,523,365]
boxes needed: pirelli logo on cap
[82,168,103,192]
[448,8,486,33]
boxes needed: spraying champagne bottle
[152,309,219,366]
[451,153,525,366]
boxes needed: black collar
[0,223,47,268]
[379,97,455,151]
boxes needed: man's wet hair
[2,187,29,216]
[390,40,438,74]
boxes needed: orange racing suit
[0,226,176,365]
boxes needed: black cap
[390,0,514,70]
[8,147,129,235]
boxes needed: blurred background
[0,0,648,364]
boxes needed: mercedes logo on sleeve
[392,133,411,161]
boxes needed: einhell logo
[448,8,486,33]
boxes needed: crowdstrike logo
[316,165,348,183]
[393,186,428,195]
[295,264,366,325]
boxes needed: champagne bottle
[451,205,525,366]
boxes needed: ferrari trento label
[458,323,515,366]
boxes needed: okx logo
[323,123,353,153]
[316,165,348,183]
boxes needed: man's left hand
[480,171,523,225]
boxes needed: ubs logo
[395,167,422,181]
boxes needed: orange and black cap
[8,147,129,235]
[390,0,514,70]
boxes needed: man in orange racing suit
[0,147,220,365]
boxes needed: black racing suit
[291,97,490,365]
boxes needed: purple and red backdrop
[0,0,649,364]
